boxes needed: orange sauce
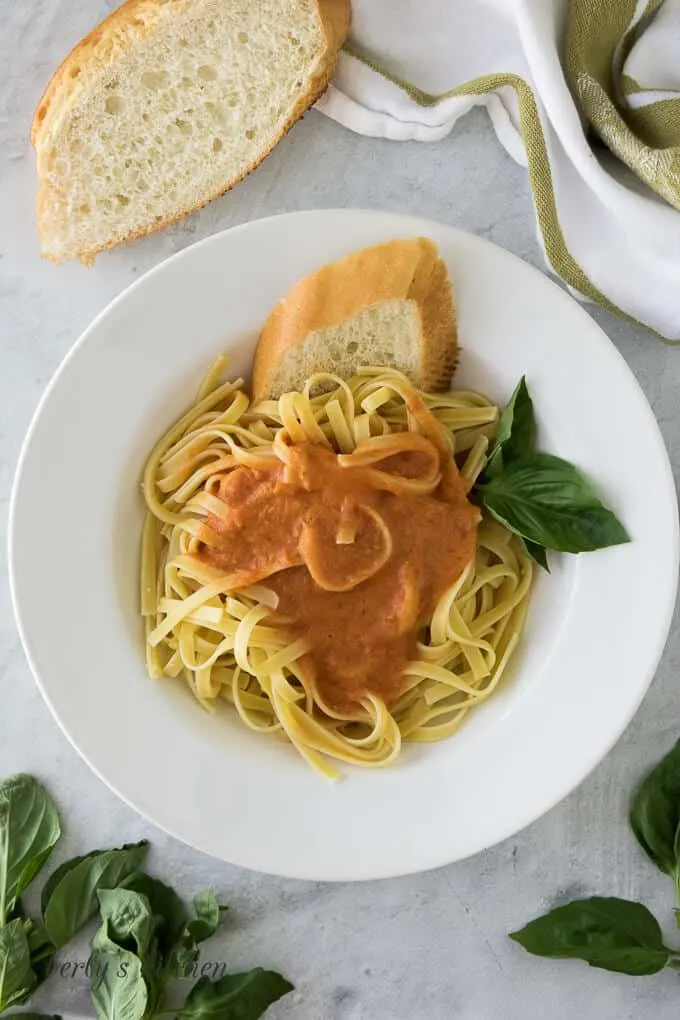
[198,440,479,712]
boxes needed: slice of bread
[252,237,458,400]
[32,0,350,264]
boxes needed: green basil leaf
[169,890,224,978]
[187,890,222,945]
[43,841,149,949]
[40,852,92,915]
[26,920,52,958]
[479,453,629,553]
[179,969,293,1019]
[25,919,56,987]
[630,739,680,883]
[486,376,535,477]
[121,872,188,959]
[3,1013,61,1018]
[0,918,36,1010]
[91,938,148,1020]
[0,776,61,925]
[97,889,158,960]
[510,897,669,975]
[169,940,200,980]
[523,539,549,571]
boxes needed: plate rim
[9,208,680,881]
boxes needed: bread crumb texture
[34,0,340,262]
[273,302,421,395]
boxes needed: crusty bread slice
[252,237,458,401]
[32,0,350,264]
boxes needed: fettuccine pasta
[141,359,532,779]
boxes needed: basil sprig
[90,883,290,1020]
[474,378,629,568]
[511,739,680,976]
[0,775,151,1014]
[0,774,291,1018]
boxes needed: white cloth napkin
[316,0,680,341]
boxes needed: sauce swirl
[198,437,479,712]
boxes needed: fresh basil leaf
[0,918,36,1010]
[3,1013,61,1018]
[0,776,60,925]
[40,851,92,915]
[486,377,535,477]
[170,940,200,980]
[169,890,224,978]
[178,969,293,1019]
[91,925,148,1020]
[43,841,149,949]
[25,919,56,987]
[523,539,549,571]
[510,897,669,975]
[26,921,52,958]
[121,872,187,959]
[97,889,158,960]
[630,739,680,888]
[41,844,149,919]
[187,890,222,944]
[479,453,629,553]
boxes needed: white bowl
[9,210,679,881]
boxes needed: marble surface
[3,6,680,1018]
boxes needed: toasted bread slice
[32,0,350,264]
[252,237,458,401]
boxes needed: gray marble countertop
[3,6,680,1019]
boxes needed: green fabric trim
[574,74,680,212]
[341,41,679,343]
[626,99,680,148]
[623,77,680,97]
[620,74,642,95]
[564,0,638,98]
[565,0,680,215]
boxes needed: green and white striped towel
[316,0,680,341]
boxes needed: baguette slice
[252,237,458,401]
[32,0,350,264]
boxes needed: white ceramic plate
[10,210,679,881]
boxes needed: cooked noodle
[141,359,533,779]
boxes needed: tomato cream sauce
[198,439,479,712]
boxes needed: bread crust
[252,238,459,400]
[32,0,351,264]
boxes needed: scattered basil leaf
[0,918,36,1010]
[479,453,630,553]
[523,539,549,571]
[178,969,293,1019]
[630,738,680,893]
[170,940,200,980]
[510,897,670,975]
[91,925,148,1020]
[40,852,91,915]
[0,776,60,926]
[169,890,223,980]
[122,872,188,958]
[486,376,535,477]
[3,1013,61,1019]
[188,890,222,944]
[25,919,55,987]
[43,841,149,949]
[97,889,158,960]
